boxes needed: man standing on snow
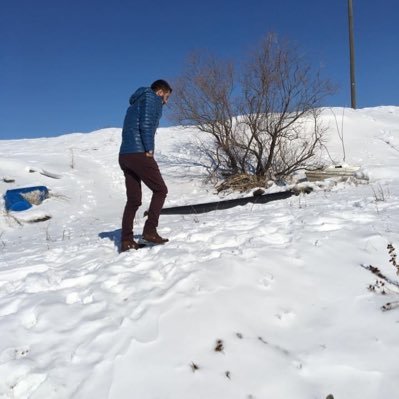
[119,79,172,252]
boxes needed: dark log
[145,190,295,216]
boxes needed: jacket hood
[129,87,152,105]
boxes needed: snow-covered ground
[1,107,399,399]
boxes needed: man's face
[156,89,171,105]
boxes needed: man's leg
[140,157,168,237]
[120,162,142,243]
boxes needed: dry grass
[215,174,268,193]
[2,177,15,183]
[25,215,52,223]
[363,243,399,312]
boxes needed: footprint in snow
[259,272,275,289]
[65,292,94,305]
[274,309,296,324]
[20,311,37,329]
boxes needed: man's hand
[145,152,154,158]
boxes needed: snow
[1,107,399,399]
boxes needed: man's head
[151,79,172,105]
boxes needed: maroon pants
[119,153,168,242]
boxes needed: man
[119,79,172,252]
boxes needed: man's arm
[139,91,162,153]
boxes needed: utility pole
[348,0,357,109]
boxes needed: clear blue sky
[1,0,398,139]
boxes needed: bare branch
[170,34,335,191]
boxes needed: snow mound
[0,107,399,399]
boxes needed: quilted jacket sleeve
[139,91,163,152]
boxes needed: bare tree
[170,53,239,175]
[171,34,334,191]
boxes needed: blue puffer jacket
[119,87,163,154]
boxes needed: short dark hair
[151,79,172,93]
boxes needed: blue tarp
[4,186,49,212]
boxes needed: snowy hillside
[1,107,399,399]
